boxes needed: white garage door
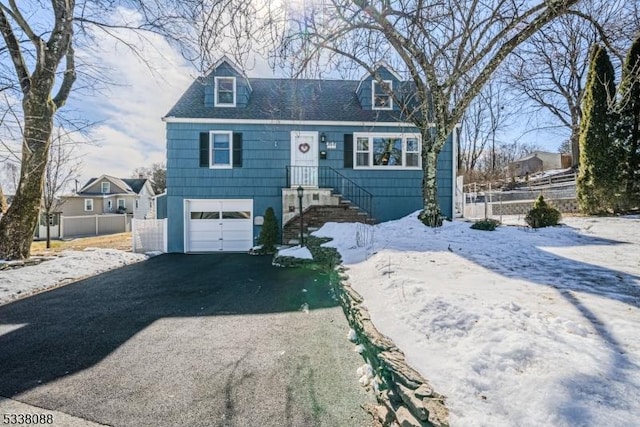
[185,199,253,252]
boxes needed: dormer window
[101,182,110,193]
[215,76,236,107]
[372,80,393,110]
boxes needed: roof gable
[78,175,147,195]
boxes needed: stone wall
[333,269,449,427]
[280,236,449,426]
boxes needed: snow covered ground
[0,248,147,306]
[314,213,640,427]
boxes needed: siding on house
[166,121,453,253]
[61,197,104,216]
[83,179,129,195]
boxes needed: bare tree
[504,1,637,167]
[0,1,197,260]
[460,82,512,176]
[278,0,580,226]
[42,126,82,249]
[132,162,166,194]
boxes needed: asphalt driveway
[0,254,375,426]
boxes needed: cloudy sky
[67,26,194,186]
[4,5,560,193]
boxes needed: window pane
[218,79,233,91]
[406,138,419,152]
[222,211,251,219]
[191,211,220,220]
[356,138,369,151]
[217,91,233,104]
[374,95,390,108]
[406,153,420,167]
[374,81,390,94]
[356,153,369,166]
[213,133,229,146]
[213,150,230,164]
[373,137,403,166]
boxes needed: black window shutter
[199,132,209,167]
[233,133,243,167]
[344,134,353,168]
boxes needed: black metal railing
[286,166,373,218]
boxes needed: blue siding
[166,122,454,253]
[356,67,400,111]
[155,194,167,219]
[203,61,252,108]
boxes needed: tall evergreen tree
[617,35,640,208]
[577,44,620,214]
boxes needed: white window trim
[101,182,110,193]
[117,198,126,209]
[214,76,237,107]
[353,132,422,170]
[209,130,234,169]
[107,200,113,211]
[84,199,94,211]
[372,80,393,110]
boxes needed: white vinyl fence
[61,214,130,238]
[132,218,167,253]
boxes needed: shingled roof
[164,78,415,122]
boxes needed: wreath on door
[298,143,311,153]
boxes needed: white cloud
[68,9,194,182]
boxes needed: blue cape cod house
[162,58,455,253]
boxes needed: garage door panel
[189,222,222,232]
[186,199,252,252]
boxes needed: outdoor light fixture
[297,185,304,247]
[320,132,327,144]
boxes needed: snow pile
[0,248,147,306]
[276,245,313,260]
[314,213,640,426]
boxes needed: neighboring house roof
[77,175,150,196]
[165,78,416,122]
[121,179,148,194]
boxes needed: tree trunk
[570,117,581,169]
[46,215,51,249]
[419,133,444,227]
[0,92,56,260]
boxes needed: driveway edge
[301,236,449,427]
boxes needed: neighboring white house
[507,151,572,177]
[58,175,156,219]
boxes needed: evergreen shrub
[470,218,500,231]
[525,195,561,228]
[256,207,279,253]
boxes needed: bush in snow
[525,195,561,228]
[470,218,500,231]
[256,207,279,253]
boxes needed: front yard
[30,232,132,256]
[314,213,640,426]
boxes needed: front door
[290,131,318,187]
